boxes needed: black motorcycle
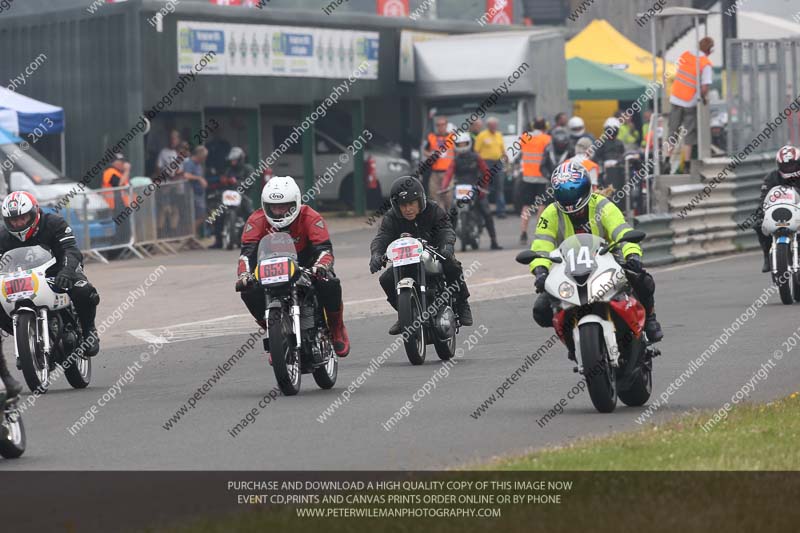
[0,380,26,459]
[380,234,458,365]
[453,184,485,252]
[241,232,337,396]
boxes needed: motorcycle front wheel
[0,404,25,459]
[269,310,301,396]
[774,242,793,305]
[579,322,617,413]
[398,289,426,365]
[16,313,49,394]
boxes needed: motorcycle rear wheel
[579,323,617,413]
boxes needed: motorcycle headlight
[558,281,574,299]
[590,268,620,301]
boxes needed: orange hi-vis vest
[428,132,455,172]
[520,132,551,182]
[672,51,712,101]
[101,167,130,209]
[568,155,600,184]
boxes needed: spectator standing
[474,116,507,218]
[550,112,568,134]
[154,129,184,237]
[668,37,714,173]
[617,112,641,149]
[469,118,484,144]
[102,153,132,242]
[181,145,209,238]
[422,116,455,210]
[518,118,551,244]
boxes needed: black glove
[312,263,330,280]
[369,254,384,274]
[624,254,643,273]
[235,272,256,292]
[54,269,75,291]
[440,244,455,261]
[533,266,548,293]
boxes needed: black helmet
[551,127,570,153]
[389,176,426,216]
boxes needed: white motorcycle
[0,246,91,393]
[221,190,246,251]
[516,231,657,413]
[761,185,800,304]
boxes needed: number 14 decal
[565,246,593,271]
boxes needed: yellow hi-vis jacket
[530,193,642,271]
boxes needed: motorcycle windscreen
[0,245,54,274]
[558,234,605,283]
[257,232,298,261]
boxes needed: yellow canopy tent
[566,20,676,137]
[566,19,675,80]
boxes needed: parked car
[268,125,412,209]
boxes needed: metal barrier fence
[50,185,139,264]
[130,180,200,257]
[726,39,800,156]
[48,180,201,262]
[634,154,767,266]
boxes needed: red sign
[484,0,512,25]
[377,0,409,17]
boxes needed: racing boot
[326,306,350,357]
[486,217,503,250]
[456,297,474,327]
[0,348,22,399]
[389,321,402,335]
[644,309,663,344]
[83,328,100,358]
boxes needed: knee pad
[639,271,655,295]
[89,289,100,306]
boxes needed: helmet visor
[265,201,297,222]
[5,212,34,232]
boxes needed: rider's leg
[314,273,349,357]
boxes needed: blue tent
[0,87,64,134]
[0,127,23,145]
[0,87,65,172]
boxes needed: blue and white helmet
[551,162,591,214]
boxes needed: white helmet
[574,136,593,156]
[261,176,301,229]
[603,117,621,131]
[454,131,472,154]
[567,116,586,137]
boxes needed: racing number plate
[2,273,36,302]
[259,257,291,285]
[222,190,243,207]
[388,238,423,267]
[455,184,474,202]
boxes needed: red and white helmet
[776,145,800,180]
[1,191,41,242]
[261,176,301,229]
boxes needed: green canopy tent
[567,57,650,101]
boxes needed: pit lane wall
[634,154,769,266]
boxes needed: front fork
[261,291,300,353]
[770,234,800,275]
[11,309,51,368]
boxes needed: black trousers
[241,273,343,322]
[379,256,469,309]
[473,196,498,241]
[755,225,771,256]
[0,273,99,335]
[533,270,655,328]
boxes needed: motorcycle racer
[529,163,663,344]
[236,177,350,357]
[754,146,800,272]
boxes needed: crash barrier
[129,180,201,257]
[727,38,800,155]
[46,185,140,264]
[634,154,768,266]
[49,180,202,262]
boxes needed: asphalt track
[3,217,798,470]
